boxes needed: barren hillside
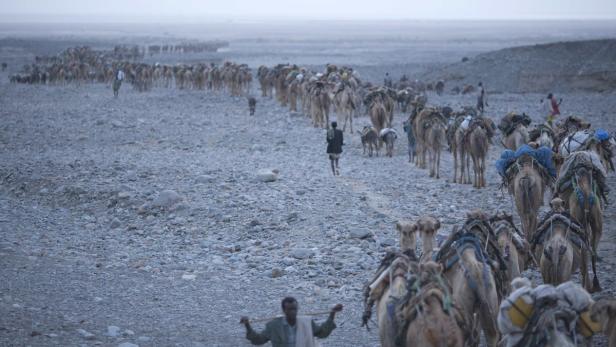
[423,39,616,93]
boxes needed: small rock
[111,120,126,128]
[349,229,372,239]
[195,175,215,184]
[122,329,135,337]
[106,325,121,337]
[290,248,315,259]
[137,336,151,342]
[256,169,279,183]
[182,274,196,280]
[151,190,183,208]
[110,218,122,229]
[117,343,139,347]
[271,268,284,278]
[77,328,95,340]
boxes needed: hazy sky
[3,0,616,20]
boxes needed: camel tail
[546,235,570,284]
[520,176,532,216]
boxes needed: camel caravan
[9,45,252,97]
[359,109,616,345]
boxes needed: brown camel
[334,85,357,133]
[591,298,616,347]
[397,262,464,347]
[370,102,388,145]
[564,165,603,292]
[396,221,418,253]
[509,155,546,240]
[310,83,330,128]
[451,121,471,184]
[416,216,440,261]
[426,119,446,178]
[358,126,379,157]
[502,123,529,150]
[490,211,527,290]
[413,108,444,169]
[533,198,586,287]
[468,124,489,188]
[434,212,502,347]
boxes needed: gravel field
[1,21,615,346]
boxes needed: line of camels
[257,62,615,346]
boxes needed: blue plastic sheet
[495,144,556,178]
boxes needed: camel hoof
[593,277,602,292]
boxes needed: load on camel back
[495,144,557,238]
[559,128,615,172]
[498,278,601,347]
[498,112,532,150]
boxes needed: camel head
[396,221,418,253]
[550,197,566,213]
[591,298,616,334]
[466,209,489,221]
[417,216,440,255]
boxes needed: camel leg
[436,148,441,179]
[581,248,593,292]
[349,111,353,134]
[453,146,458,183]
[591,215,603,292]
[471,155,479,188]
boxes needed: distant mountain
[423,39,616,93]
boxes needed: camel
[433,211,504,347]
[591,298,616,347]
[415,216,440,261]
[288,78,301,112]
[413,108,445,169]
[396,221,418,252]
[309,82,331,128]
[396,261,465,347]
[489,211,527,288]
[532,198,587,287]
[563,164,603,292]
[507,155,549,240]
[502,123,529,150]
[468,122,489,188]
[358,126,379,157]
[334,84,357,133]
[370,102,388,145]
[451,118,471,184]
[426,118,446,178]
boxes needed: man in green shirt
[240,297,343,347]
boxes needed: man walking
[542,93,562,125]
[477,82,488,114]
[240,297,343,347]
[113,68,125,98]
[326,121,344,176]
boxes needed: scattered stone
[110,218,122,229]
[256,169,279,182]
[111,120,126,128]
[151,190,183,208]
[122,329,135,336]
[137,336,151,342]
[181,274,196,280]
[349,229,372,239]
[77,328,95,340]
[118,343,139,347]
[290,248,315,259]
[106,326,121,337]
[271,268,284,278]
[195,175,215,184]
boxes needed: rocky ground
[1,27,616,346]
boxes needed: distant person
[477,82,488,114]
[384,72,393,88]
[326,121,344,176]
[113,69,125,98]
[248,97,257,116]
[240,297,343,347]
[542,93,562,125]
[1,62,7,72]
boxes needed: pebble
[117,343,139,347]
[256,169,279,182]
[290,248,315,259]
[182,274,197,280]
[151,190,183,208]
[349,229,372,239]
[110,218,122,229]
[77,328,95,340]
[271,268,284,278]
[106,325,121,337]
